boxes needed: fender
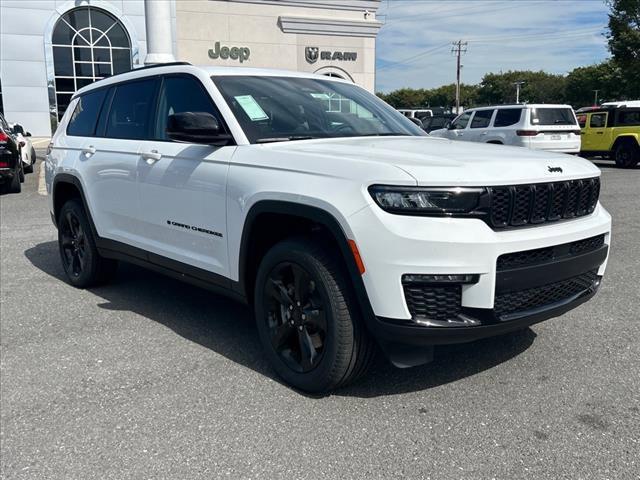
[237,200,376,322]
[51,173,98,235]
[612,132,640,149]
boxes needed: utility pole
[593,89,600,106]
[513,81,525,104]
[451,40,467,114]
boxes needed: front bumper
[348,201,611,344]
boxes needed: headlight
[368,185,484,215]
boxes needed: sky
[375,0,611,92]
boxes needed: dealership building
[0,0,381,137]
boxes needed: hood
[263,136,599,186]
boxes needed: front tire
[24,148,36,174]
[614,140,639,168]
[254,237,375,393]
[58,199,118,288]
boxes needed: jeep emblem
[548,166,563,173]
[305,47,319,64]
[208,42,250,63]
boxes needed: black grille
[402,284,461,321]
[494,270,598,317]
[487,178,600,229]
[497,234,605,270]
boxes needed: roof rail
[72,62,193,97]
[131,61,193,72]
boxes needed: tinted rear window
[494,108,522,127]
[530,107,576,126]
[67,89,107,136]
[105,79,157,140]
[617,109,640,126]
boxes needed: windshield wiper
[256,135,317,144]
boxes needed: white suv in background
[430,104,582,153]
[46,64,610,392]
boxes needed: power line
[377,43,450,70]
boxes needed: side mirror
[166,112,232,146]
[25,131,32,137]
[408,117,424,129]
[12,124,25,135]
[446,121,454,130]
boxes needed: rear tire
[58,199,118,288]
[254,237,375,393]
[613,140,639,168]
[7,162,21,193]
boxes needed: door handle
[596,132,604,135]
[141,150,162,164]
[82,145,96,156]
[481,131,488,135]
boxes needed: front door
[135,74,233,278]
[582,112,608,152]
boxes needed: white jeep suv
[430,104,582,154]
[46,64,611,392]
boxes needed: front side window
[494,108,522,127]
[154,76,225,140]
[105,79,157,140]
[530,107,576,126]
[451,111,472,130]
[589,113,607,128]
[67,88,107,136]
[470,110,494,128]
[212,76,425,143]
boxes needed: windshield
[212,76,425,143]
[530,107,577,126]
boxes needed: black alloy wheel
[263,262,328,373]
[60,210,87,278]
[254,237,376,393]
[614,141,639,168]
[57,199,118,288]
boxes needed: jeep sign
[305,47,357,64]
[208,42,250,63]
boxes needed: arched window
[51,7,132,120]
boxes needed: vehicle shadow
[25,241,536,398]
[591,159,640,170]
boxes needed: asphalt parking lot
[1,156,639,479]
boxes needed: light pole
[513,81,525,104]
[593,89,600,106]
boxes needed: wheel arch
[237,200,375,320]
[612,133,640,150]
[52,174,98,236]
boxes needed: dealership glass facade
[52,7,132,120]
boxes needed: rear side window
[67,89,107,136]
[617,109,640,126]
[154,75,225,140]
[105,79,157,140]
[493,108,522,127]
[470,110,493,128]
[530,107,576,126]
[589,113,607,128]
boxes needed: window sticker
[235,95,269,121]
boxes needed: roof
[74,63,349,98]
[468,104,573,110]
[601,100,640,108]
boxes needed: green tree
[565,60,625,107]
[476,70,567,105]
[607,0,640,97]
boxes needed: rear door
[84,77,159,247]
[135,73,233,278]
[582,112,608,152]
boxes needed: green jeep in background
[577,101,640,168]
